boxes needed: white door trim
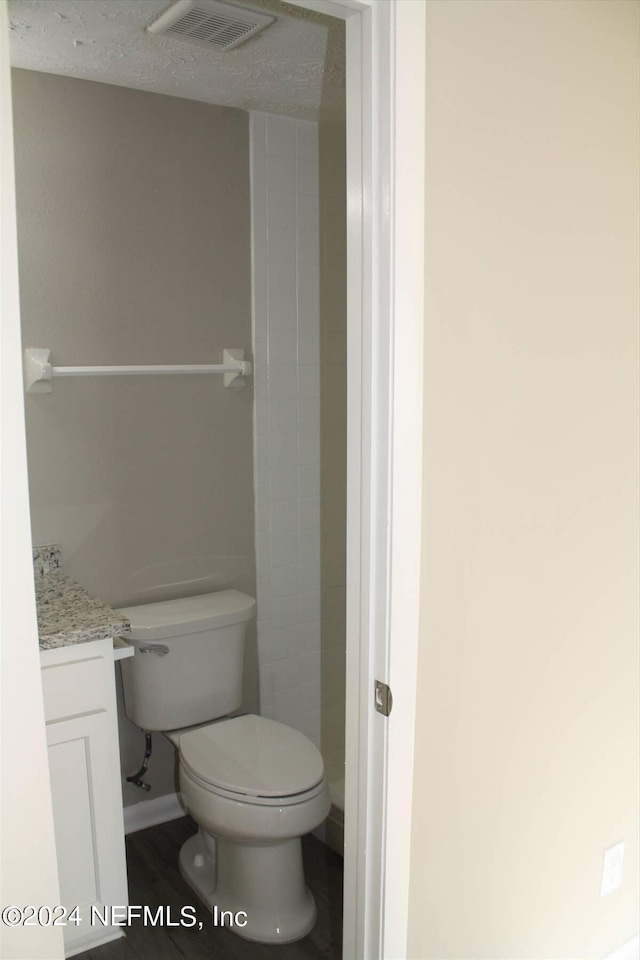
[291,2,426,957]
[383,6,427,956]
[604,934,640,960]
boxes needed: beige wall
[409,1,639,957]
[12,70,256,804]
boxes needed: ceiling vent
[148,0,275,51]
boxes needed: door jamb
[288,3,427,957]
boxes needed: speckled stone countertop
[34,545,130,650]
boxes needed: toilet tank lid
[116,590,256,641]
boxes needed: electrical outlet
[600,841,624,897]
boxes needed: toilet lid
[179,715,324,798]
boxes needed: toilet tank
[118,591,256,732]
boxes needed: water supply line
[127,732,153,791]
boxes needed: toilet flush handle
[138,643,170,657]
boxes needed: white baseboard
[123,792,186,835]
[313,803,344,856]
[605,934,640,960]
[66,928,124,957]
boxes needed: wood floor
[80,817,343,960]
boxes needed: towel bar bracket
[24,348,252,395]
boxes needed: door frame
[0,1,427,957]
[289,3,426,957]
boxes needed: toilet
[118,590,330,944]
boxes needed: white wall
[409,1,639,957]
[0,9,63,957]
[250,112,323,747]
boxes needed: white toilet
[118,590,330,944]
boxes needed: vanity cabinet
[40,637,128,957]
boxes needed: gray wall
[12,69,256,805]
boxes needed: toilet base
[179,830,317,944]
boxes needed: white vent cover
[148,0,275,51]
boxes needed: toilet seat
[178,714,325,803]
[181,765,328,807]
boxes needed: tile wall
[250,112,322,747]
[319,116,347,803]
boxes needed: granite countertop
[34,545,130,650]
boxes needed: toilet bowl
[170,714,331,943]
[118,591,330,944]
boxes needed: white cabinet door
[43,639,129,958]
[47,710,128,956]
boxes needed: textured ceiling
[8,0,342,119]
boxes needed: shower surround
[250,111,347,850]
[250,112,322,746]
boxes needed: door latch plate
[374,680,393,717]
